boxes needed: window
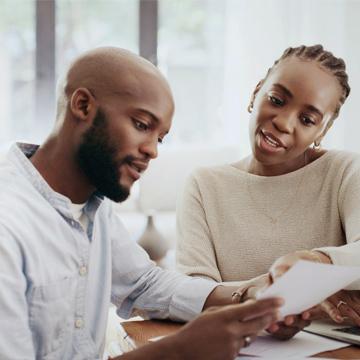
[56,0,138,74]
[158,0,227,146]
[0,0,35,147]
[1,0,359,153]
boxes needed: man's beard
[76,109,132,202]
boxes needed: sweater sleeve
[315,157,360,289]
[176,172,223,282]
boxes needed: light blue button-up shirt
[0,143,217,360]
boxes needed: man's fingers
[237,313,278,336]
[222,298,283,322]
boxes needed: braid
[265,45,350,118]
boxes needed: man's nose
[141,137,158,159]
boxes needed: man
[0,47,281,360]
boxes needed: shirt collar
[7,142,103,219]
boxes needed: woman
[176,45,360,334]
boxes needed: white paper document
[237,331,348,359]
[257,260,360,318]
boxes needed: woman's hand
[306,290,360,326]
[263,250,332,339]
[231,272,309,340]
[231,273,272,303]
[266,315,311,340]
[269,250,332,281]
[268,250,360,327]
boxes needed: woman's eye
[158,138,163,144]
[301,115,315,126]
[133,119,149,131]
[269,95,284,106]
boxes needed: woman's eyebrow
[305,105,324,119]
[273,83,293,98]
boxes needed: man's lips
[261,130,287,149]
[122,160,148,181]
[130,160,148,173]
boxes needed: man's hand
[172,298,282,360]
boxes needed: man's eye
[133,119,149,131]
[269,95,284,106]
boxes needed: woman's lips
[259,131,286,153]
[261,130,286,148]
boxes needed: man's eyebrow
[137,109,159,123]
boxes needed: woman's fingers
[340,304,360,326]
[284,315,295,326]
[333,294,360,326]
[267,316,311,340]
[320,299,344,323]
[302,306,326,320]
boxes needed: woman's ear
[69,88,97,121]
[248,80,263,113]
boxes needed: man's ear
[248,80,263,113]
[70,88,97,121]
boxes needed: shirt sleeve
[109,209,217,322]
[315,157,360,290]
[0,226,35,359]
[176,171,223,282]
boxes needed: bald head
[56,47,173,120]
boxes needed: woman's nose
[272,111,297,134]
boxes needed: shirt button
[75,318,84,328]
[79,266,87,276]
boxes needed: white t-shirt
[69,201,89,232]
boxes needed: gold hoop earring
[247,104,253,113]
[313,140,321,150]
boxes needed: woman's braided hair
[265,45,350,119]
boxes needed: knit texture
[176,150,360,289]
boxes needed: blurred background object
[135,146,240,263]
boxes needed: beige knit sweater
[176,150,360,289]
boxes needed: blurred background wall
[1,0,359,251]
[1,0,359,153]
